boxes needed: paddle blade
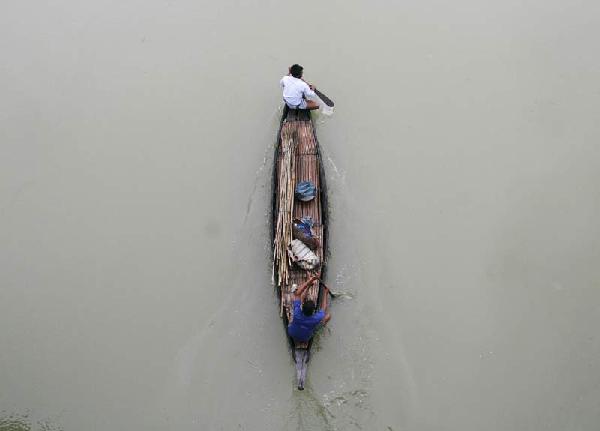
[314,88,335,107]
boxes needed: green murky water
[2,0,600,429]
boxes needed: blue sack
[293,219,312,237]
[295,181,316,202]
[300,216,314,228]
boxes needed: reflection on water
[0,413,61,431]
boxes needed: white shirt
[280,75,316,107]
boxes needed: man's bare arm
[320,286,329,311]
[320,285,332,324]
[293,274,319,300]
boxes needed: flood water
[2,1,600,430]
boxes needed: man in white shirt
[280,64,319,110]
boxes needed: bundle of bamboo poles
[273,127,297,287]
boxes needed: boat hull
[271,106,328,389]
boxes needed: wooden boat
[272,106,329,390]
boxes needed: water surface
[1,1,599,430]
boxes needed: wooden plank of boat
[272,105,328,390]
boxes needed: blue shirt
[287,299,325,342]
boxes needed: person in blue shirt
[287,274,331,342]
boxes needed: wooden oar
[301,78,335,107]
[317,279,339,298]
[314,89,335,107]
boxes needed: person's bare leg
[306,100,319,110]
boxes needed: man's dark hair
[290,64,303,78]
[302,300,316,316]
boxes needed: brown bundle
[273,128,297,287]
[292,219,320,250]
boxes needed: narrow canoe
[271,106,329,390]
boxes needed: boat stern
[294,348,309,390]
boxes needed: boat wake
[242,109,282,226]
[283,389,335,431]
